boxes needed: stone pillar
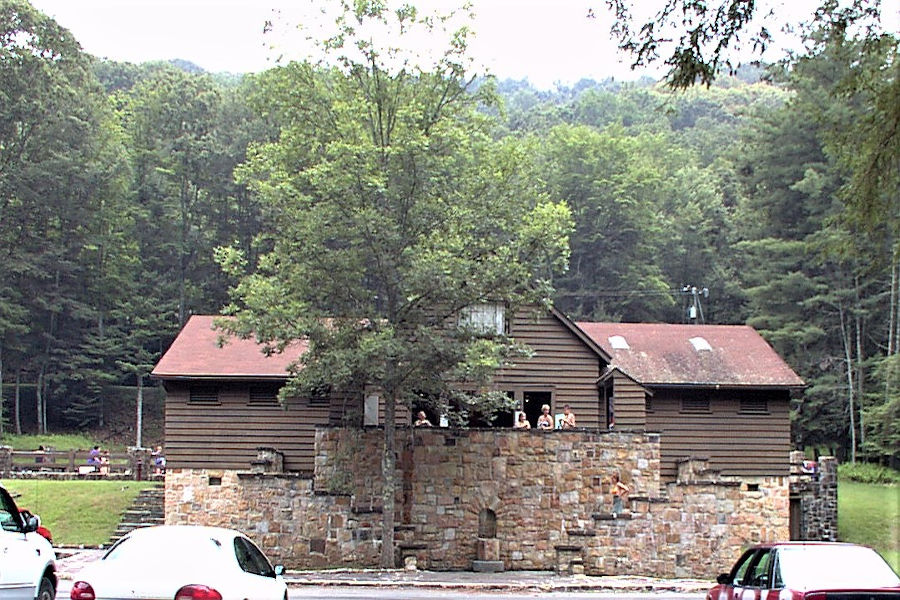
[817,457,838,541]
[128,447,153,480]
[252,447,284,474]
[0,446,11,475]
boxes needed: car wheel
[36,576,55,600]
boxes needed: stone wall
[789,451,838,541]
[166,427,790,578]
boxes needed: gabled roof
[576,322,805,389]
[549,307,611,362]
[151,315,305,380]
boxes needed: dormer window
[459,303,506,335]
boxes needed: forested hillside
[0,0,896,466]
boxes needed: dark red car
[707,542,900,600]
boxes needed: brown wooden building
[152,310,803,480]
[579,322,805,481]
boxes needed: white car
[70,525,287,600]
[0,484,57,600]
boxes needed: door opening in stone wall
[789,496,801,540]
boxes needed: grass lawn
[0,432,127,452]
[1,479,157,546]
[838,480,900,572]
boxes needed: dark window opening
[249,384,281,406]
[645,395,654,413]
[189,385,219,405]
[746,483,760,492]
[478,508,497,538]
[523,391,552,429]
[208,476,222,486]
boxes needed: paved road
[56,581,705,599]
[286,589,705,599]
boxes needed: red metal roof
[151,315,306,380]
[576,322,805,388]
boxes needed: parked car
[70,525,287,600]
[707,542,900,600]
[0,483,57,600]
[18,509,52,543]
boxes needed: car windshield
[778,545,900,590]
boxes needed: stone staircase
[108,484,165,545]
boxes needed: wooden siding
[164,382,338,473]
[611,371,646,429]
[492,309,604,427]
[645,389,791,482]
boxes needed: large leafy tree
[0,0,127,433]
[220,2,572,566]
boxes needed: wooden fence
[9,449,131,475]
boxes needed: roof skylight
[609,335,630,350]
[689,336,713,352]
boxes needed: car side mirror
[274,565,285,577]
[716,573,731,585]
[23,515,40,534]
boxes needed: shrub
[838,462,900,484]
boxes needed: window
[233,536,275,578]
[249,384,280,406]
[730,549,757,586]
[645,396,654,413]
[747,549,774,588]
[681,396,710,413]
[189,385,219,405]
[459,303,506,335]
[740,397,769,414]
[0,489,22,533]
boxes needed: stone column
[128,446,154,480]
[817,457,838,541]
[0,446,11,475]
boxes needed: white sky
[26,0,900,89]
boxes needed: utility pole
[683,285,709,324]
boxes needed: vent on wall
[249,384,280,406]
[740,397,768,414]
[189,385,219,405]
[681,397,711,413]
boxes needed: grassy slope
[1,433,124,452]
[1,479,157,546]
[838,480,900,573]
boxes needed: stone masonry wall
[789,451,838,541]
[166,427,789,578]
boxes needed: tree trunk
[854,277,865,449]
[14,371,21,435]
[838,303,856,463]
[0,341,4,436]
[136,374,144,448]
[36,365,45,435]
[380,387,397,568]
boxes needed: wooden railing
[9,450,131,475]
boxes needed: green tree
[220,2,572,567]
[0,0,126,433]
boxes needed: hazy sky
[26,0,900,89]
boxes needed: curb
[283,573,712,594]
